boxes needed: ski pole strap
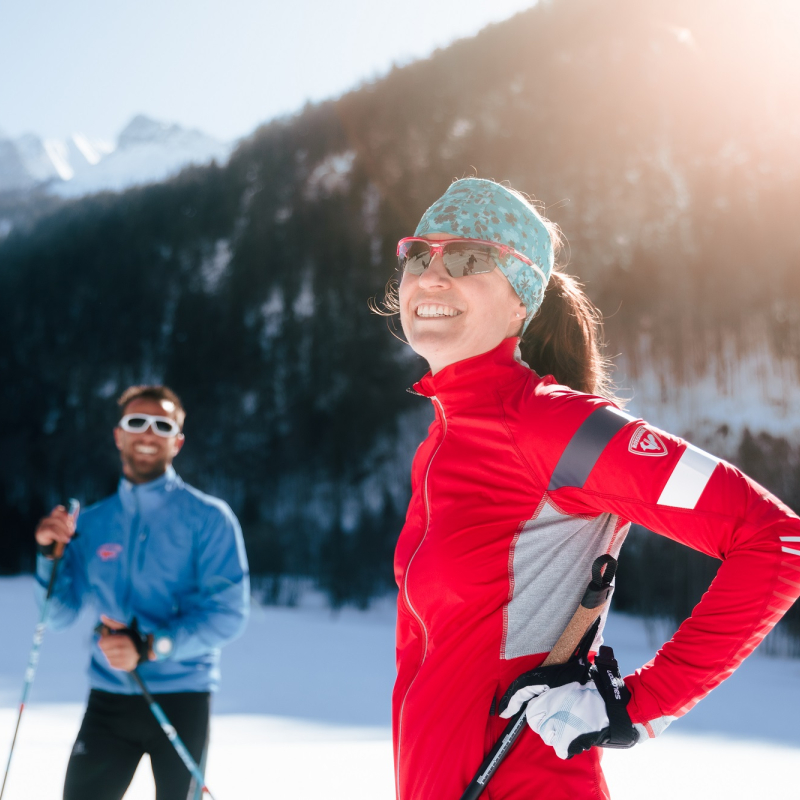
[581,554,616,608]
[565,645,638,758]
[592,645,639,749]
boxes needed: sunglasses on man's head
[397,237,533,278]
[119,414,181,438]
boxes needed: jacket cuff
[622,671,663,725]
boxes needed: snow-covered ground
[0,576,797,799]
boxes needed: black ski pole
[1,499,80,800]
[129,669,217,799]
[458,555,617,800]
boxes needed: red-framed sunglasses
[396,237,533,278]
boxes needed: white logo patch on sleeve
[657,443,720,509]
[629,426,668,457]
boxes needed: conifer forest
[1,0,798,645]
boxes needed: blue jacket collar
[118,465,182,514]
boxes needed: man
[35,385,249,800]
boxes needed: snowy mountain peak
[0,116,230,199]
[118,114,183,148]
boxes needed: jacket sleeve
[153,503,250,662]
[547,402,800,737]
[34,532,88,631]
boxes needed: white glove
[500,680,609,760]
[499,682,550,717]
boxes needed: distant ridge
[0,114,229,198]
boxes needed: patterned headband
[415,178,554,327]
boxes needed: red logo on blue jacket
[97,543,123,561]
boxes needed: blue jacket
[36,466,250,694]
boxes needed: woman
[387,178,800,799]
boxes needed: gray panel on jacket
[548,406,634,491]
[502,501,629,659]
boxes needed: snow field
[0,707,395,800]
[0,577,798,799]
[603,735,799,800]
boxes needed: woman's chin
[407,330,461,361]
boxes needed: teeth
[416,304,461,318]
[134,445,158,454]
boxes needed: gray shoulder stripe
[548,406,635,491]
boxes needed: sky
[0,0,537,144]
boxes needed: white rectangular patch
[657,444,719,509]
[779,537,800,542]
[782,546,800,557]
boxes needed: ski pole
[0,499,80,800]
[129,669,217,800]
[458,554,617,800]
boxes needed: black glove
[566,645,639,758]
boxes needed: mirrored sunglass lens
[399,242,432,274]
[442,245,497,277]
[154,419,176,434]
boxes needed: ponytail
[520,268,620,402]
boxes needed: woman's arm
[546,402,800,737]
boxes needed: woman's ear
[508,301,527,337]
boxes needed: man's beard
[121,451,170,483]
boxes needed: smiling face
[399,233,527,374]
[113,397,185,484]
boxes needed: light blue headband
[414,178,554,329]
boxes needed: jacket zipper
[123,489,141,617]
[396,395,447,800]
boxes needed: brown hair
[520,268,618,400]
[117,385,186,429]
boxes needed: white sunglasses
[119,414,181,438]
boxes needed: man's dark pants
[63,689,210,800]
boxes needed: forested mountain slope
[1,0,798,640]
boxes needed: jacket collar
[412,338,529,410]
[118,465,181,514]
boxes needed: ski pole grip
[53,499,81,560]
[542,555,616,667]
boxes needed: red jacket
[393,338,800,800]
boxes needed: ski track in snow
[0,576,797,799]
